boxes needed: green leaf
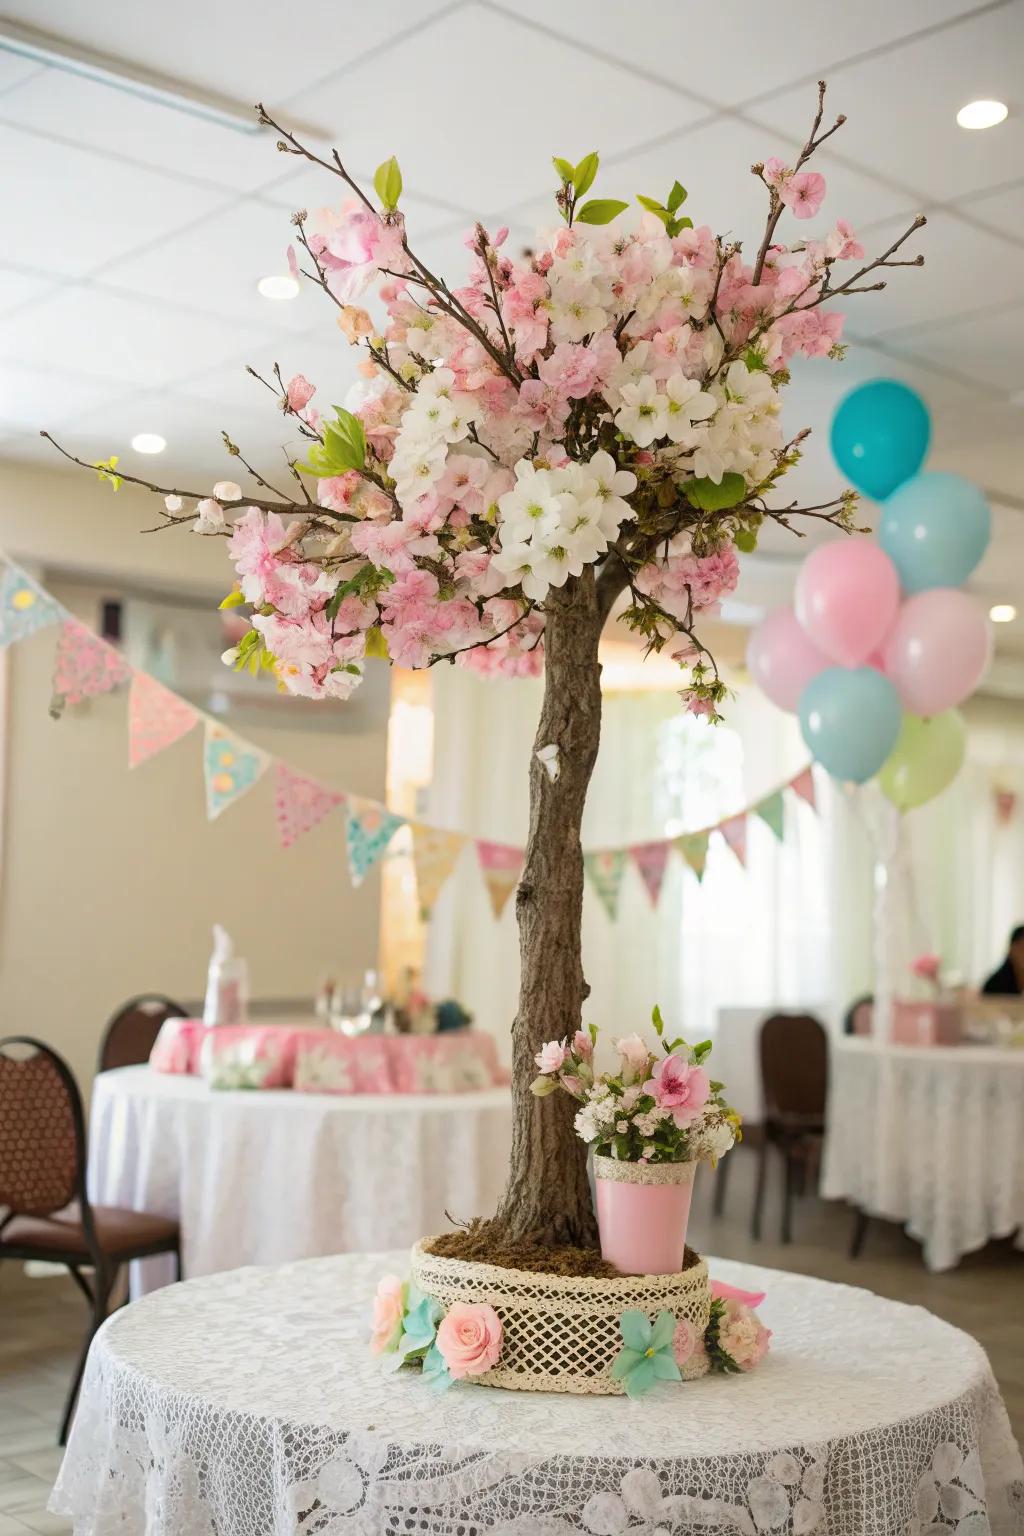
[218,589,245,609]
[636,194,666,214]
[743,347,769,373]
[667,180,687,212]
[573,151,599,197]
[373,155,403,210]
[364,625,389,659]
[530,1075,559,1097]
[734,529,758,554]
[575,198,628,226]
[667,215,694,236]
[299,407,366,477]
[692,1039,712,1064]
[619,1310,651,1352]
[683,472,748,512]
[588,1021,598,1046]
[651,1003,665,1037]
[552,156,575,183]
[649,1310,676,1352]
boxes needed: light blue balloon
[878,471,991,594]
[799,668,903,785]
[831,380,931,501]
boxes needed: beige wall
[0,463,389,1094]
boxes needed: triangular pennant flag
[128,672,199,769]
[345,796,405,886]
[51,619,131,715]
[0,566,62,648]
[274,761,344,849]
[754,790,785,842]
[790,766,817,811]
[204,722,269,821]
[410,823,468,918]
[629,840,670,907]
[719,813,748,867]
[476,840,523,920]
[584,849,627,921]
[676,831,709,883]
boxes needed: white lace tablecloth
[88,1067,512,1294]
[822,1039,1024,1271]
[52,1251,1023,1536]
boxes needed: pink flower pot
[594,1156,697,1276]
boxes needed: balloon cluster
[747,381,992,809]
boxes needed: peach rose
[435,1303,503,1379]
[370,1274,405,1355]
[718,1300,772,1371]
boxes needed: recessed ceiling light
[131,432,166,454]
[956,99,1008,131]
[257,274,300,301]
[990,603,1017,624]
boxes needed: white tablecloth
[53,1251,1024,1535]
[823,1038,1024,1271]
[88,1066,513,1294]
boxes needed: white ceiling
[1,0,1022,656]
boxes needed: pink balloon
[883,588,993,715]
[795,542,901,667]
[747,607,828,713]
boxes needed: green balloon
[878,710,966,811]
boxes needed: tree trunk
[491,568,605,1248]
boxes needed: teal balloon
[830,380,930,500]
[878,471,991,593]
[798,667,903,784]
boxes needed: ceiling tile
[3,0,454,106]
[296,5,705,210]
[181,330,362,418]
[751,5,1024,201]
[0,53,45,96]
[0,287,272,388]
[885,302,1024,394]
[2,124,232,278]
[0,266,58,317]
[255,163,467,231]
[489,0,990,107]
[961,179,1024,243]
[0,361,125,440]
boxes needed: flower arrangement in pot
[45,80,922,1287]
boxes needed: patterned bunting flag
[675,831,709,883]
[0,566,62,648]
[51,619,131,715]
[410,823,468,918]
[345,796,405,886]
[274,762,344,849]
[585,849,628,921]
[630,840,670,907]
[790,766,817,811]
[754,790,785,841]
[719,813,748,867]
[128,672,199,769]
[476,840,523,920]
[204,722,269,821]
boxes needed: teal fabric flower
[420,1340,454,1393]
[610,1310,682,1398]
[381,1284,444,1376]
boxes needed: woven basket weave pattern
[411,1239,711,1394]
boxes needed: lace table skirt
[52,1252,1023,1536]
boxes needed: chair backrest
[843,994,874,1036]
[0,1036,87,1217]
[98,994,187,1073]
[758,1013,828,1119]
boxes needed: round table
[823,1038,1024,1271]
[52,1253,1023,1536]
[88,1066,513,1294]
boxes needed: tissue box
[892,1000,962,1047]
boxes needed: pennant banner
[790,766,817,811]
[0,566,62,648]
[204,722,269,821]
[51,619,131,714]
[585,849,628,921]
[274,762,344,849]
[754,790,785,841]
[410,823,468,918]
[128,672,199,769]
[676,831,709,883]
[719,813,748,868]
[476,840,523,919]
[630,840,670,907]
[346,796,405,886]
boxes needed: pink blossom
[535,1038,567,1074]
[830,219,864,260]
[763,157,791,191]
[313,202,409,302]
[349,518,439,574]
[537,342,603,401]
[635,541,740,619]
[717,1299,772,1371]
[644,1053,711,1127]
[911,953,941,981]
[370,1274,405,1354]
[614,1033,650,1082]
[781,171,826,220]
[435,1303,503,1379]
[573,1029,593,1061]
[286,374,316,412]
[685,695,717,718]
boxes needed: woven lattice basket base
[411,1237,711,1395]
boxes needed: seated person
[982,924,1024,995]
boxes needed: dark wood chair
[0,1036,180,1443]
[97,994,186,1074]
[751,1013,828,1244]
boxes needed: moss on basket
[427,1223,700,1279]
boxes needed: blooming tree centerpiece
[45,81,923,1258]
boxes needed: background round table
[88,1066,513,1293]
[823,1038,1024,1271]
[52,1252,1023,1536]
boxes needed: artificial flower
[610,1310,681,1398]
[435,1302,503,1379]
